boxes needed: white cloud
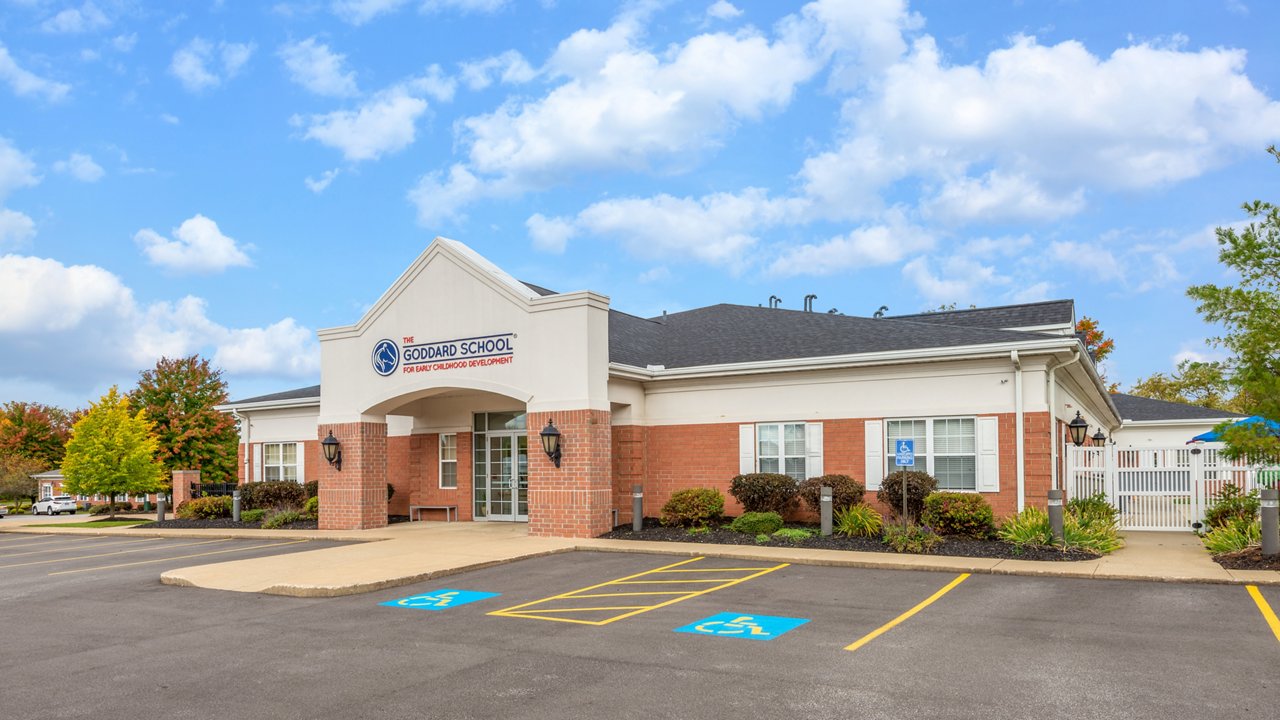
[706,1,742,21]
[170,38,255,92]
[160,113,180,125]
[422,0,508,14]
[299,89,428,161]
[1048,240,1124,282]
[405,64,456,102]
[0,44,71,102]
[798,0,923,89]
[1005,281,1053,304]
[922,170,1086,224]
[0,208,36,248]
[459,50,536,91]
[112,33,137,52]
[0,255,318,391]
[768,216,934,277]
[279,37,358,97]
[331,0,410,25]
[0,137,40,199]
[134,214,253,274]
[304,168,339,193]
[408,164,483,226]
[902,255,1007,305]
[40,2,109,34]
[1172,343,1230,366]
[1134,252,1181,293]
[525,213,575,253]
[53,152,105,182]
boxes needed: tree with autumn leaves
[62,387,166,518]
[0,402,79,510]
[130,355,240,482]
[1075,316,1118,391]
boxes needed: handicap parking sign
[674,612,809,641]
[380,589,500,611]
[895,439,915,467]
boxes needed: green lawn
[28,520,148,528]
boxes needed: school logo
[371,339,400,376]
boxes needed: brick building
[216,238,1127,537]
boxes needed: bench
[409,504,458,523]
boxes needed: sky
[1,0,1278,409]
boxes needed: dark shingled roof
[886,300,1075,330]
[520,281,558,297]
[227,384,321,405]
[608,304,1063,369]
[1110,393,1247,422]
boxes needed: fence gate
[1065,444,1268,532]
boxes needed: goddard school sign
[372,333,515,376]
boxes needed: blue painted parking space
[674,612,809,641]
[380,589,501,611]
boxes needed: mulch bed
[1212,547,1280,571]
[600,522,1100,562]
[131,518,319,530]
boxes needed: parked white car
[33,495,77,515]
[0,505,8,518]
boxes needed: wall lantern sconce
[1091,429,1108,448]
[540,420,562,468]
[1068,411,1089,447]
[321,430,342,471]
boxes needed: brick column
[172,469,200,508]
[318,421,388,530]
[526,409,612,538]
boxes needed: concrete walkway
[3,519,1277,595]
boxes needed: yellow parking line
[1246,585,1280,643]
[845,573,971,653]
[48,539,309,575]
[490,557,789,626]
[0,537,161,558]
[0,539,229,569]
[570,591,692,599]
[660,567,781,573]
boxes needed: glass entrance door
[486,434,528,521]
[473,412,528,522]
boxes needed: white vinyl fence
[1065,444,1278,532]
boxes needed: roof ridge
[888,298,1073,320]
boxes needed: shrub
[834,503,883,538]
[1204,484,1259,529]
[797,474,865,514]
[262,509,305,529]
[921,492,995,538]
[88,502,133,516]
[729,511,784,535]
[755,533,771,544]
[303,496,319,519]
[240,509,266,523]
[876,470,938,521]
[998,507,1054,547]
[1066,493,1118,527]
[1202,517,1260,554]
[1062,512,1124,554]
[772,527,814,542]
[686,526,711,536]
[176,496,233,520]
[882,524,942,553]
[304,480,319,499]
[729,473,799,514]
[240,481,306,512]
[660,488,724,527]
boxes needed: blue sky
[1,0,1278,408]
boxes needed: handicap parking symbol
[674,612,809,641]
[380,589,500,611]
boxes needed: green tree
[0,454,42,511]
[0,401,78,469]
[1187,146,1280,462]
[62,387,166,519]
[1128,360,1245,413]
[130,355,239,481]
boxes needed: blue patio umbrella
[1189,416,1280,443]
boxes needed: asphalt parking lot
[1,538,1277,720]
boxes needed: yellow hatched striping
[489,556,789,626]
[1246,585,1280,644]
[844,573,970,653]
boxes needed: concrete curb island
[3,520,1277,595]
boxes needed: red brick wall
[526,409,611,538]
[317,421,388,530]
[407,431,473,521]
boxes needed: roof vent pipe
[768,295,781,308]
[873,305,888,318]
[803,294,817,312]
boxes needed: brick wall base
[527,409,612,538]
[318,421,388,530]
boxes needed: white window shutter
[977,416,1000,492]
[805,422,824,479]
[739,424,755,474]
[295,442,305,483]
[864,420,883,490]
[253,443,263,483]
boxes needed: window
[756,422,807,482]
[263,442,299,483]
[440,434,457,489]
[887,417,976,491]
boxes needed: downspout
[1045,348,1082,492]
[1012,351,1025,512]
